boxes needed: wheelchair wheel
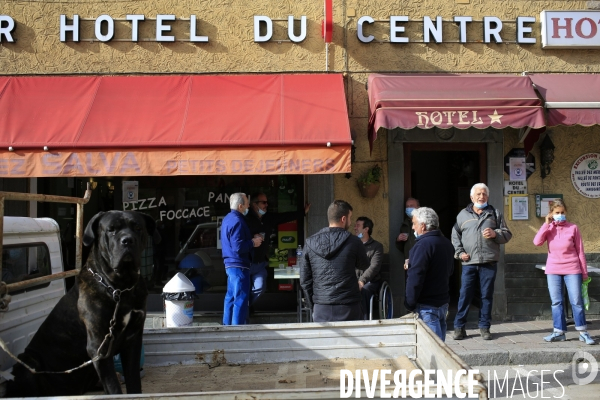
[378,281,393,319]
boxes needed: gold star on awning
[488,110,503,124]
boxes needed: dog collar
[87,267,134,302]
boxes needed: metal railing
[0,184,92,310]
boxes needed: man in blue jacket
[404,207,454,341]
[221,193,263,325]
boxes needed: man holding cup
[245,192,311,311]
[451,183,512,341]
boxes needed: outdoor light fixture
[540,134,555,179]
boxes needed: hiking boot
[480,328,492,340]
[453,327,467,340]
[579,332,596,345]
[543,332,566,342]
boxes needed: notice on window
[122,181,139,202]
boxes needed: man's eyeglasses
[255,200,268,204]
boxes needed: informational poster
[509,158,526,181]
[509,195,529,220]
[535,194,563,217]
[571,153,600,199]
[122,181,139,202]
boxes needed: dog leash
[0,269,136,376]
[87,267,135,360]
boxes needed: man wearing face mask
[221,193,263,325]
[245,192,311,311]
[396,198,420,270]
[354,217,384,319]
[404,207,454,341]
[451,183,512,341]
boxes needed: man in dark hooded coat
[299,200,369,322]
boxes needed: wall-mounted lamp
[88,178,98,190]
[540,134,555,179]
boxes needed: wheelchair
[368,281,393,320]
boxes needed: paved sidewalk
[446,319,600,366]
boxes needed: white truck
[0,189,488,399]
[0,217,66,396]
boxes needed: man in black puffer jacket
[300,200,369,322]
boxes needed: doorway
[403,143,487,308]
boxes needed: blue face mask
[357,232,363,239]
[553,214,566,222]
[258,208,266,216]
[414,231,419,238]
[243,208,249,216]
[474,202,488,209]
[406,207,415,217]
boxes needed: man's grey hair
[230,193,247,210]
[470,183,489,197]
[411,207,439,232]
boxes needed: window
[2,244,52,294]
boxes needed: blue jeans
[249,262,268,306]
[417,303,449,341]
[547,274,587,332]
[223,267,250,325]
[454,263,497,329]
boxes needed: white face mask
[357,232,363,239]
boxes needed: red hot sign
[541,10,600,48]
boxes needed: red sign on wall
[322,0,333,42]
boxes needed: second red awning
[528,74,600,127]
[368,74,546,150]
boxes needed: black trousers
[313,302,362,322]
[360,280,383,319]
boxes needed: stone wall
[505,254,600,320]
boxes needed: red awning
[368,74,546,149]
[528,74,600,127]
[0,75,352,177]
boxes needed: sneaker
[579,332,596,345]
[543,332,566,342]
[480,328,492,340]
[453,327,467,340]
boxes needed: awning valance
[0,74,351,177]
[528,74,600,127]
[368,74,546,149]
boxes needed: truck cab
[0,217,66,394]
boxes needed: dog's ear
[83,212,105,247]
[139,213,156,238]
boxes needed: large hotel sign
[0,10,599,47]
[541,11,600,48]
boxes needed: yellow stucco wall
[2,0,600,253]
[504,127,600,255]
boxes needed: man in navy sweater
[221,193,263,325]
[404,207,454,341]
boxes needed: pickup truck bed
[139,355,419,393]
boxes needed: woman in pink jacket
[533,199,594,345]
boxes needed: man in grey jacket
[451,183,512,341]
[354,216,384,319]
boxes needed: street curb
[459,348,600,366]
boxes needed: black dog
[7,211,154,397]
